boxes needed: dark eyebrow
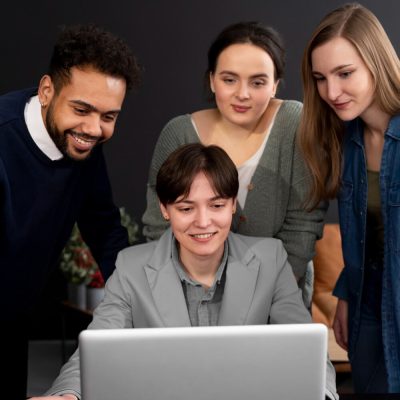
[312,64,353,75]
[69,100,121,114]
[175,196,225,205]
[218,70,269,79]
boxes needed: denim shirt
[333,115,400,392]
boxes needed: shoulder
[278,99,303,119]
[161,114,194,136]
[156,114,199,148]
[116,241,158,271]
[267,100,302,148]
[116,229,172,273]
[0,88,35,127]
[228,232,285,262]
[152,114,200,167]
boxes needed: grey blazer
[47,230,338,399]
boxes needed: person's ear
[159,202,170,221]
[272,79,280,98]
[209,72,215,94]
[38,75,55,109]
[232,198,237,214]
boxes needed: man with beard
[0,24,140,399]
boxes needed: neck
[179,247,224,289]
[216,114,257,138]
[361,105,391,138]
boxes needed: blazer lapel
[144,230,191,327]
[218,235,260,325]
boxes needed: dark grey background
[1,0,398,226]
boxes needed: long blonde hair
[300,3,400,209]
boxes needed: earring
[39,100,46,108]
[163,214,170,221]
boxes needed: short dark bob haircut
[156,143,238,206]
[48,24,140,92]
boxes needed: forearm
[44,347,82,398]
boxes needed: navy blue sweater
[0,88,129,317]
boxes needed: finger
[333,317,347,351]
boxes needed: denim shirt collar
[348,114,400,146]
[347,119,364,147]
[385,114,400,140]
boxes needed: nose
[326,78,342,101]
[83,114,102,137]
[194,208,211,228]
[236,82,250,100]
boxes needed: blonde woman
[300,3,400,393]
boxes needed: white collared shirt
[24,95,63,160]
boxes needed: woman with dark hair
[33,143,338,400]
[142,22,326,304]
[300,2,400,393]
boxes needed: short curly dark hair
[48,24,140,92]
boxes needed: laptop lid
[79,324,327,400]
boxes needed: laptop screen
[80,324,327,400]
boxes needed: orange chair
[312,223,350,371]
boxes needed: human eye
[313,74,325,82]
[211,201,226,210]
[339,70,353,79]
[102,113,117,123]
[74,107,89,115]
[177,206,193,213]
[251,79,266,88]
[222,75,236,84]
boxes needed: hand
[29,396,77,400]
[333,298,349,351]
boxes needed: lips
[332,100,351,110]
[189,232,217,241]
[69,131,99,151]
[232,104,251,113]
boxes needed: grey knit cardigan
[142,100,326,284]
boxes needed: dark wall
[1,0,399,226]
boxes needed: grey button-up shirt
[171,240,228,326]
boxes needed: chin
[65,149,92,161]
[335,112,357,122]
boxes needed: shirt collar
[385,114,400,140]
[348,114,400,146]
[171,238,228,287]
[24,95,63,160]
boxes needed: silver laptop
[79,324,327,400]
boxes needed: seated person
[32,143,338,400]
